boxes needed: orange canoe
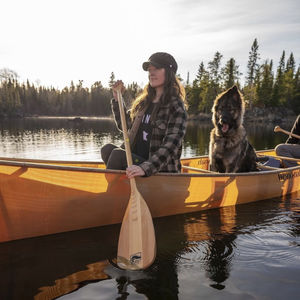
[0,149,299,243]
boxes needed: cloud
[0,0,299,88]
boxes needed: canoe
[0,149,299,243]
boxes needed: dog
[209,85,258,173]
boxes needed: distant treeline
[0,71,141,118]
[0,39,299,118]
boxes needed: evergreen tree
[245,38,260,108]
[291,66,300,113]
[286,52,295,73]
[257,60,274,106]
[108,72,116,88]
[194,71,212,113]
[246,38,260,86]
[206,51,223,109]
[284,53,296,108]
[208,51,223,86]
[195,62,205,85]
[272,50,286,106]
[222,58,242,89]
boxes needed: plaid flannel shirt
[111,96,187,176]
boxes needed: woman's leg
[106,147,128,170]
[101,143,118,165]
[275,143,300,167]
[101,143,146,170]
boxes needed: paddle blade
[117,189,156,270]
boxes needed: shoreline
[188,107,297,124]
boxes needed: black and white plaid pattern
[111,96,187,176]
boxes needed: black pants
[101,143,146,170]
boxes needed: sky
[1,0,299,89]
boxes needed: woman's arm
[111,80,131,132]
[111,98,131,132]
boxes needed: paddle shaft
[115,88,156,270]
[274,126,300,140]
[116,90,135,189]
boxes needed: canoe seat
[258,156,281,168]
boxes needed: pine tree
[198,72,211,113]
[186,64,207,113]
[284,53,296,107]
[272,50,286,106]
[257,60,274,106]
[286,52,295,73]
[186,72,190,85]
[245,38,260,108]
[291,66,300,113]
[108,72,116,88]
[246,38,260,86]
[222,58,242,89]
[207,52,223,108]
[208,52,223,86]
[195,62,205,85]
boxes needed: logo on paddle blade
[130,252,142,265]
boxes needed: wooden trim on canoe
[182,165,217,173]
[0,156,102,164]
[0,149,299,177]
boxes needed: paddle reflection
[0,196,288,300]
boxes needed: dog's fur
[209,85,258,173]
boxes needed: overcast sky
[1,0,299,89]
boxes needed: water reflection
[0,118,290,162]
[0,118,121,160]
[0,118,299,299]
[0,194,295,299]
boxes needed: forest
[0,39,299,118]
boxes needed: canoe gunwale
[0,158,299,177]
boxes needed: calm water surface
[0,117,299,300]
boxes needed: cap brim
[142,61,162,71]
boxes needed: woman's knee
[107,148,127,170]
[101,143,117,164]
[275,144,286,156]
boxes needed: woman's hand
[126,165,145,178]
[112,80,125,99]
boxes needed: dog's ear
[229,85,238,93]
[229,85,240,102]
[232,85,238,92]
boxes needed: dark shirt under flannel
[111,96,187,176]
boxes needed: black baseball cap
[142,52,178,73]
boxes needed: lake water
[0,117,299,300]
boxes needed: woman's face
[148,65,166,89]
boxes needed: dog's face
[212,86,245,135]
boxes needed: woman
[101,52,188,178]
[275,115,300,167]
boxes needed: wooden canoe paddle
[115,88,156,270]
[274,125,300,140]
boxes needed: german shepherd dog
[209,85,258,173]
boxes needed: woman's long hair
[130,69,187,120]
